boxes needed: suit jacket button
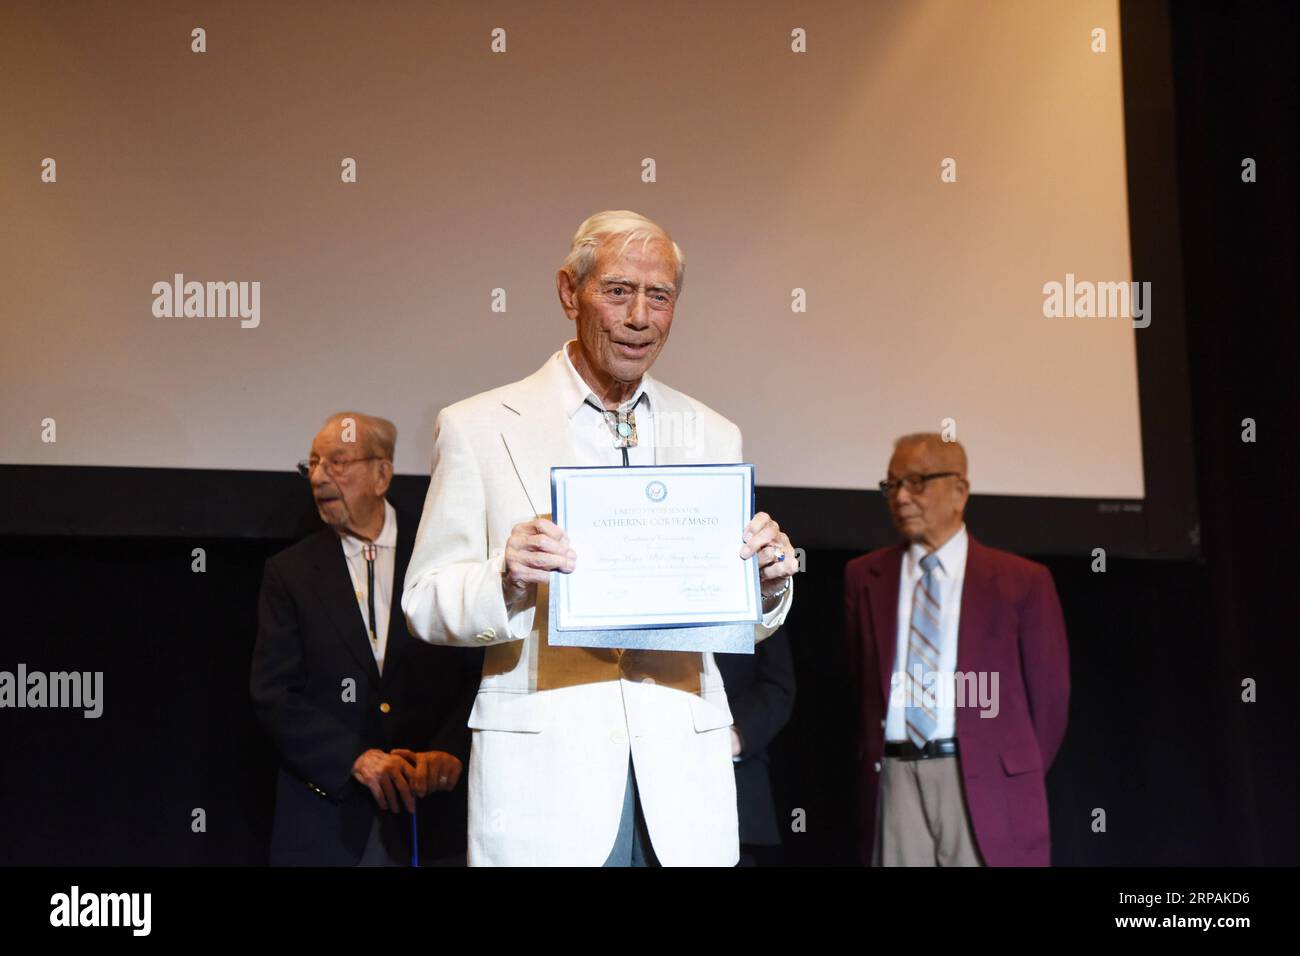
[873,761,882,773]
[880,719,886,728]
[379,702,391,714]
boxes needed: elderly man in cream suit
[402,210,797,866]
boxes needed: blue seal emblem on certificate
[548,463,762,653]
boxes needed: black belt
[884,738,959,761]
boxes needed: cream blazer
[402,350,793,865]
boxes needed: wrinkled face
[306,423,388,534]
[885,441,969,548]
[561,237,678,385]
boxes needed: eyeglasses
[878,472,961,496]
[297,456,382,479]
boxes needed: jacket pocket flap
[1000,745,1043,776]
[689,692,735,733]
[467,691,544,733]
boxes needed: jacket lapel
[955,534,995,679]
[497,354,691,491]
[381,509,415,684]
[309,529,382,688]
[499,356,583,519]
[869,543,906,704]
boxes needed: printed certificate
[549,464,762,643]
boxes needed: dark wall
[1,535,283,865]
[1164,0,1299,867]
[0,531,1284,866]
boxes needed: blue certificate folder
[548,463,761,654]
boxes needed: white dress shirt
[339,499,398,675]
[885,524,968,741]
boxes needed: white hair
[322,411,397,460]
[561,210,685,292]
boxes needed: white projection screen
[3,0,1165,548]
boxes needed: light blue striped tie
[904,552,942,747]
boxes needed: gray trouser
[875,755,984,867]
[602,758,659,867]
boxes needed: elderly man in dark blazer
[844,433,1069,866]
[251,412,479,866]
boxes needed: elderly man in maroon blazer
[844,433,1069,866]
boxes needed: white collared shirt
[558,340,656,466]
[339,499,398,675]
[885,524,968,741]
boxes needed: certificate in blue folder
[548,463,761,653]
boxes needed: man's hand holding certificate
[509,464,795,652]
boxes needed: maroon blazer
[844,534,1070,866]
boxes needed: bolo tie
[586,396,638,668]
[586,397,638,466]
[362,542,378,644]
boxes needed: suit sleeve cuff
[488,549,538,641]
[757,578,794,641]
